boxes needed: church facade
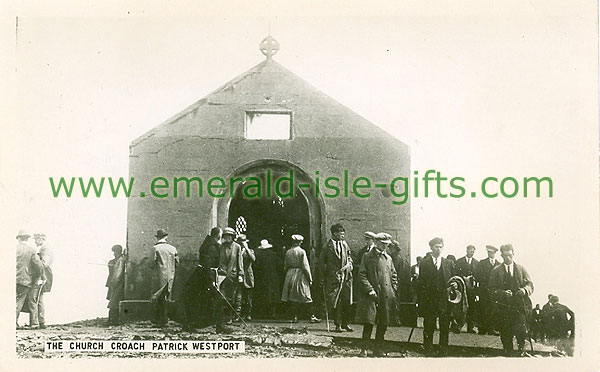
[124,37,411,317]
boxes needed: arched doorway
[228,179,310,253]
[213,159,324,252]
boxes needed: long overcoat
[319,238,353,309]
[152,241,179,300]
[355,249,398,325]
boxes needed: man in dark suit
[319,223,353,332]
[489,244,534,356]
[475,245,501,335]
[455,245,479,333]
[418,237,455,354]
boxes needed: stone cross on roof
[259,35,279,59]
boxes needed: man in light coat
[33,233,53,329]
[216,227,243,331]
[355,232,398,357]
[151,229,178,327]
[489,244,534,356]
[16,230,43,329]
[319,223,353,332]
[236,234,255,321]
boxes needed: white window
[245,112,291,140]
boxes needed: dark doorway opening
[228,176,310,254]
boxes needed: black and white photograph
[1,1,599,371]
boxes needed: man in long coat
[489,243,534,356]
[106,244,126,325]
[455,245,479,333]
[253,239,283,319]
[319,223,353,332]
[16,230,43,329]
[352,231,376,304]
[151,229,178,327]
[418,237,455,354]
[33,232,53,329]
[183,227,221,330]
[475,245,501,335]
[355,232,397,357]
[216,227,243,331]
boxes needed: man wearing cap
[106,244,126,325]
[418,237,455,354]
[150,229,179,327]
[216,227,243,330]
[355,232,397,357]
[455,245,479,333]
[489,244,534,356]
[475,245,501,335]
[236,234,255,321]
[319,223,353,332]
[16,230,43,329]
[352,232,376,305]
[33,233,53,329]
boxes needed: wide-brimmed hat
[258,239,273,249]
[291,234,304,242]
[222,227,236,237]
[375,232,392,244]
[236,234,249,243]
[16,229,31,239]
[155,229,168,239]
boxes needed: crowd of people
[15,225,574,357]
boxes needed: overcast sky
[1,4,598,333]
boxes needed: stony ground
[16,318,570,358]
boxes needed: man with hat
[253,239,283,319]
[418,237,455,354]
[352,232,376,305]
[455,245,479,333]
[236,234,255,321]
[319,223,353,332]
[489,244,534,356]
[33,233,53,329]
[475,245,501,335]
[150,229,178,327]
[106,244,126,325]
[16,229,43,329]
[355,232,398,357]
[215,227,243,331]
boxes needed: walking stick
[210,269,248,327]
[322,284,330,332]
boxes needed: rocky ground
[16,318,570,358]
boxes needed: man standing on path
[151,229,178,327]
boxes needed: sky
[0,9,598,331]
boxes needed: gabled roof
[131,57,407,147]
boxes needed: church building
[124,36,411,319]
